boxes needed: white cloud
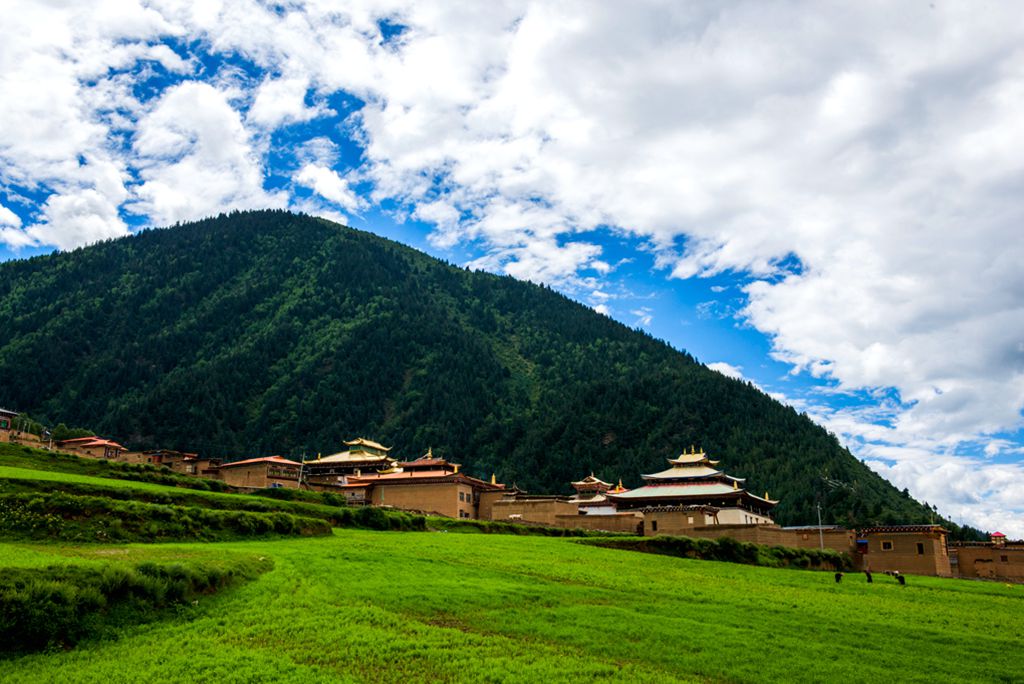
[294,164,361,213]
[631,307,653,327]
[707,362,745,381]
[131,81,286,224]
[593,303,610,316]
[248,75,329,129]
[0,203,21,229]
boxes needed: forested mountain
[0,210,939,526]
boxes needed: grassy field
[1,449,1021,682]
[2,530,1021,683]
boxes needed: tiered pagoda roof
[568,473,629,507]
[607,446,777,514]
[571,474,612,493]
[640,446,744,484]
[314,437,395,465]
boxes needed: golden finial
[765,491,769,500]
[618,478,623,489]
[491,473,496,485]
[690,445,695,454]
[427,446,433,458]
[454,464,459,473]
[733,480,738,490]
[317,452,321,461]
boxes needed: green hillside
[0,210,933,526]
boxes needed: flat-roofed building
[857,525,952,577]
[214,455,302,489]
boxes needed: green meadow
[1,450,1021,683]
[3,530,1022,683]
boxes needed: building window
[651,520,658,532]
[881,540,893,551]
[1001,555,1009,562]
[688,516,694,524]
[916,542,925,555]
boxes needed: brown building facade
[489,496,580,525]
[214,456,302,489]
[330,453,506,519]
[955,542,1024,581]
[856,525,952,577]
[56,436,127,460]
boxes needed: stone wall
[490,498,579,526]
[555,513,642,534]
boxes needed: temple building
[335,449,505,519]
[568,474,627,515]
[304,437,398,486]
[607,446,777,525]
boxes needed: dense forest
[0,210,949,528]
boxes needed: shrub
[0,558,270,656]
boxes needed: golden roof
[343,437,391,452]
[571,473,612,488]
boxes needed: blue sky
[1,1,1023,535]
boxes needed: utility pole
[816,502,825,550]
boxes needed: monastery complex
[2,410,1021,581]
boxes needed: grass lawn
[2,530,1021,683]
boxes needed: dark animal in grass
[835,572,843,583]
[865,570,873,583]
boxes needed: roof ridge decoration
[343,437,391,452]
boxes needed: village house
[856,525,952,577]
[135,449,222,476]
[213,455,302,489]
[56,436,127,460]
[0,407,17,432]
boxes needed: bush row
[0,558,270,655]
[428,517,611,537]
[0,493,331,543]
[581,535,851,571]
